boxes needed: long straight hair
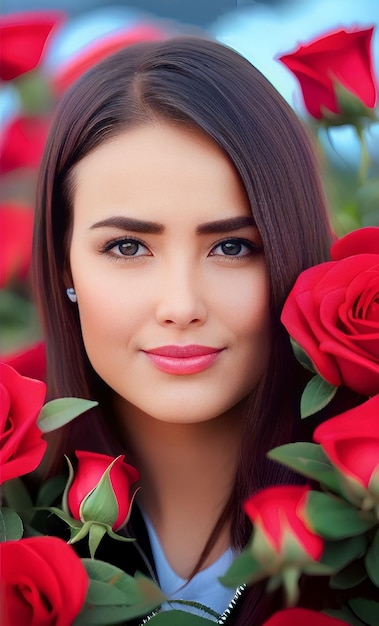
[33,36,333,624]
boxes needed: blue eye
[105,238,149,257]
[210,238,258,257]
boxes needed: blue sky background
[2,0,378,165]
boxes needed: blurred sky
[2,0,378,164]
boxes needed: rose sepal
[219,541,265,588]
[332,467,379,516]
[319,81,378,128]
[267,442,343,496]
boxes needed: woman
[33,36,333,624]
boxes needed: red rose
[278,27,377,119]
[2,342,46,382]
[281,227,379,397]
[0,116,50,174]
[52,24,166,94]
[0,362,46,484]
[0,203,34,287]
[313,394,379,500]
[262,608,348,626]
[67,451,140,530]
[244,485,323,563]
[0,11,64,81]
[0,536,88,626]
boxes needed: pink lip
[143,345,223,375]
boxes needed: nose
[155,262,207,329]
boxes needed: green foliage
[305,491,377,539]
[38,398,98,432]
[268,442,342,495]
[0,507,23,541]
[73,561,167,625]
[300,374,338,418]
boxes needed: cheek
[218,265,271,339]
[73,276,147,356]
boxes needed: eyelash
[100,236,262,262]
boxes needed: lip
[143,345,223,375]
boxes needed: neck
[113,398,243,577]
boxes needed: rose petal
[1,537,88,626]
[0,11,65,80]
[331,226,379,260]
[278,27,376,119]
[314,395,379,488]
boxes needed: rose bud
[66,451,140,531]
[313,394,379,513]
[278,27,377,123]
[244,484,323,568]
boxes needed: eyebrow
[90,215,256,234]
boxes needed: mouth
[142,345,223,375]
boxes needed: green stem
[282,567,301,607]
[356,126,370,185]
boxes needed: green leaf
[290,338,316,373]
[365,528,379,587]
[83,559,166,605]
[268,442,342,494]
[83,558,136,587]
[38,398,98,433]
[85,579,130,606]
[35,474,67,507]
[219,547,263,588]
[325,607,367,626]
[1,477,33,512]
[0,507,24,541]
[306,491,376,539]
[74,571,166,625]
[348,598,379,626]
[300,374,338,418]
[147,612,214,625]
[319,535,368,573]
[330,560,367,590]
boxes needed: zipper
[217,585,246,623]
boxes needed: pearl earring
[66,287,77,303]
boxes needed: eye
[103,237,150,258]
[210,238,260,258]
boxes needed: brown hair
[33,36,333,624]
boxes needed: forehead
[71,122,252,227]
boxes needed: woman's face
[69,123,271,424]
